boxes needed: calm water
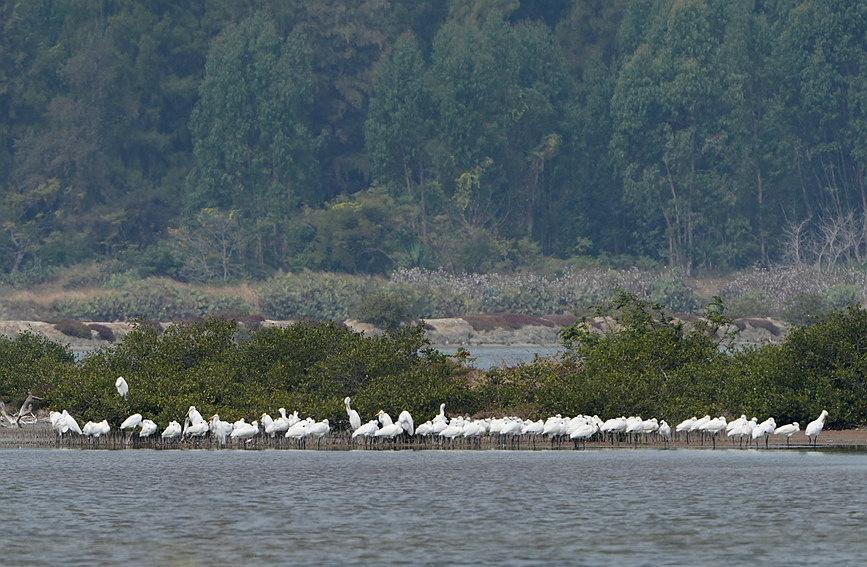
[3,448,866,566]
[435,345,562,368]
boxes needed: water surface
[3,449,865,566]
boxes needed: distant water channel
[435,345,562,368]
[4,448,866,566]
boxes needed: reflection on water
[3,449,866,566]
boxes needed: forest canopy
[2,0,867,281]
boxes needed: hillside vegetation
[3,1,867,283]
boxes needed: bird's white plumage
[115,376,129,398]
[139,419,157,437]
[345,397,361,432]
[805,410,828,444]
[120,413,143,430]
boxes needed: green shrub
[52,278,210,320]
[826,283,860,310]
[0,331,73,403]
[88,323,116,342]
[782,292,831,324]
[256,271,379,321]
[52,318,93,339]
[352,291,414,329]
[726,289,773,318]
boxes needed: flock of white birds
[42,376,831,449]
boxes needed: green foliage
[52,278,210,320]
[0,332,74,405]
[52,318,92,339]
[44,317,475,428]
[256,271,376,321]
[352,291,414,329]
[726,290,773,318]
[781,292,832,325]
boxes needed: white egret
[376,410,394,427]
[805,410,829,446]
[345,397,361,431]
[352,419,379,440]
[230,420,259,443]
[120,413,143,431]
[210,414,234,445]
[397,410,414,436]
[83,420,110,438]
[305,419,330,448]
[658,420,671,446]
[115,376,128,398]
[139,419,158,438]
[59,410,82,436]
[161,420,182,441]
[187,406,204,426]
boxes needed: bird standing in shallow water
[773,422,800,447]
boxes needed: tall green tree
[366,32,432,244]
[187,10,317,222]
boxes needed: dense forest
[3,0,867,283]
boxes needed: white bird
[210,414,234,444]
[183,419,210,437]
[230,420,259,442]
[352,419,379,439]
[376,410,394,427]
[773,422,800,447]
[161,420,182,440]
[570,420,598,448]
[699,416,727,448]
[374,421,404,439]
[658,420,671,445]
[675,416,696,438]
[120,413,143,431]
[433,403,447,424]
[286,418,313,442]
[139,419,158,438]
[187,406,204,426]
[345,397,361,431]
[415,421,434,437]
[397,410,414,436]
[805,410,829,446]
[115,376,129,398]
[83,420,110,438]
[58,410,82,436]
[259,412,274,433]
[440,417,466,440]
[727,417,756,447]
[752,417,776,448]
[305,419,330,448]
[265,408,293,437]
